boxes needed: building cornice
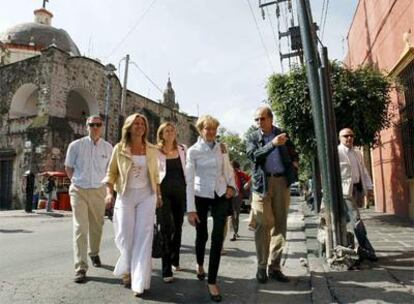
[388,47,414,77]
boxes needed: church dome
[0,8,80,56]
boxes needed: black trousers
[195,194,230,284]
[230,195,242,235]
[160,180,186,278]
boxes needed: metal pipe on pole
[104,63,116,141]
[118,54,130,140]
[319,46,347,245]
[296,0,334,256]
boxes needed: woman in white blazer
[157,122,187,283]
[186,115,236,302]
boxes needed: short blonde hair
[195,115,220,134]
[157,122,177,148]
[120,113,149,146]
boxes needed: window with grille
[399,60,414,178]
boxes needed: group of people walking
[64,112,238,301]
[64,105,376,301]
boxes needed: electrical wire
[321,0,330,42]
[282,2,292,69]
[129,61,163,94]
[104,0,159,59]
[320,0,326,33]
[246,0,276,73]
[266,6,279,54]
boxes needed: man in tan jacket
[338,128,377,261]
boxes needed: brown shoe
[74,270,86,283]
[122,273,131,288]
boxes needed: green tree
[267,61,394,158]
[218,127,250,172]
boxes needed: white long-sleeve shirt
[185,137,236,213]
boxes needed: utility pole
[104,63,116,142]
[259,0,322,214]
[319,46,347,246]
[259,0,302,71]
[296,0,346,256]
[118,54,130,140]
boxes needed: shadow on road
[86,276,120,285]
[0,229,33,233]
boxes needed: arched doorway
[9,83,38,118]
[65,88,99,122]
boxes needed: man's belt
[266,172,285,177]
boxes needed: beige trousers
[252,176,290,271]
[69,184,106,272]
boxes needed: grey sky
[1,0,358,134]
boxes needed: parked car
[290,182,301,196]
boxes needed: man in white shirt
[65,115,113,283]
[338,128,377,261]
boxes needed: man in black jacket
[246,106,298,284]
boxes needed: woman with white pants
[103,113,162,297]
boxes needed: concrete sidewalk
[303,202,414,303]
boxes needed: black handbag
[152,214,163,259]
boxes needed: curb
[302,202,336,304]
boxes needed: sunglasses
[342,134,354,138]
[254,117,266,122]
[88,123,102,128]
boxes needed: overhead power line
[321,0,330,42]
[320,0,326,32]
[246,0,276,73]
[105,0,159,59]
[129,61,163,94]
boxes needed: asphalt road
[0,198,311,303]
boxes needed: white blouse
[126,155,149,189]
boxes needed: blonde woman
[186,115,236,302]
[103,113,161,297]
[157,122,187,283]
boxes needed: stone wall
[0,47,197,209]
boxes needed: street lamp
[104,63,116,141]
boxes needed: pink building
[345,0,414,219]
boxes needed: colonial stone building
[0,6,198,209]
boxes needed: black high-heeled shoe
[196,271,206,281]
[207,285,222,302]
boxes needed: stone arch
[9,83,38,119]
[65,88,99,122]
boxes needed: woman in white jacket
[186,115,236,303]
[157,122,187,283]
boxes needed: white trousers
[113,186,156,293]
